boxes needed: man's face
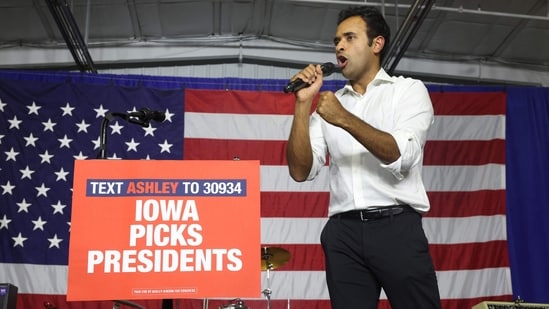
[334,16,380,81]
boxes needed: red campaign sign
[67,160,261,301]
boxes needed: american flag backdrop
[0,78,183,308]
[180,89,510,309]
[1,76,511,309]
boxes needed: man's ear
[373,36,385,54]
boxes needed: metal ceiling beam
[492,0,547,58]
[287,0,549,21]
[126,0,143,41]
[32,0,58,41]
[382,0,435,75]
[45,0,97,73]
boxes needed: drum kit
[217,246,291,309]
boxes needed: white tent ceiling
[1,0,548,86]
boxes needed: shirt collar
[341,68,394,95]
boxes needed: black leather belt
[331,205,415,221]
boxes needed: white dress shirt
[307,69,434,217]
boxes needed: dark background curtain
[506,87,549,302]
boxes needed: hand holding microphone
[284,62,336,93]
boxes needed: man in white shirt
[286,6,442,309]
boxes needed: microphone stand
[95,110,168,308]
[262,262,273,309]
[161,299,173,309]
[96,111,154,159]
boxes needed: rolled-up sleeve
[380,80,433,180]
[382,129,423,180]
[307,112,328,180]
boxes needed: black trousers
[320,210,442,309]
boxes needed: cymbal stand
[261,261,273,309]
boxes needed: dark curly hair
[337,6,391,63]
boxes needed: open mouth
[337,55,348,69]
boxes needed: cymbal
[261,246,290,271]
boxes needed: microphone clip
[126,113,150,127]
[127,108,166,127]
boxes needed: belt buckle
[359,209,380,221]
[360,208,385,221]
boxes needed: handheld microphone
[283,62,336,93]
[129,108,166,123]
